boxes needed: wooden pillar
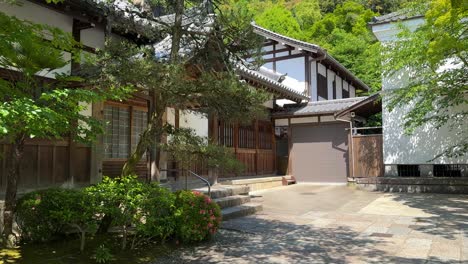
[90,101,104,184]
[254,119,259,175]
[287,118,292,175]
[208,114,219,184]
[271,119,276,175]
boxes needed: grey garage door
[291,123,349,183]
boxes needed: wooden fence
[351,134,384,178]
[0,139,91,190]
[217,120,275,177]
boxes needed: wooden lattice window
[258,122,272,149]
[218,121,234,147]
[104,103,148,159]
[238,123,255,149]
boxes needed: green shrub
[16,188,69,242]
[86,175,145,250]
[87,176,177,249]
[93,244,114,263]
[135,183,176,241]
[174,190,222,243]
[16,188,98,251]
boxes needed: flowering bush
[174,190,222,243]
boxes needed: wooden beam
[263,53,306,63]
[260,47,294,56]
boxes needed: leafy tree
[291,0,322,31]
[0,10,126,246]
[84,0,268,183]
[254,2,304,40]
[384,0,468,159]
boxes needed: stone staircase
[199,185,262,221]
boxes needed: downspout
[335,114,355,180]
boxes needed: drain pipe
[335,113,355,180]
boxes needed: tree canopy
[384,0,468,160]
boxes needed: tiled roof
[236,64,309,103]
[369,10,423,25]
[251,23,370,92]
[273,97,368,117]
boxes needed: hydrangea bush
[174,190,222,243]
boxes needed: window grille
[397,165,420,177]
[433,165,462,177]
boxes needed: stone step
[214,195,251,209]
[221,203,263,221]
[282,175,296,185]
[199,185,250,199]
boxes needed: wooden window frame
[103,101,148,161]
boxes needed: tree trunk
[170,0,184,62]
[80,230,86,252]
[121,110,164,179]
[2,135,26,247]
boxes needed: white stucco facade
[371,17,468,171]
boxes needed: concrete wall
[372,17,468,172]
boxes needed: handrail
[159,169,211,196]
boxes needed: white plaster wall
[310,61,317,101]
[382,93,468,164]
[1,0,72,32]
[373,17,468,165]
[179,110,209,138]
[343,80,349,92]
[81,26,106,49]
[327,69,335,100]
[350,85,355,97]
[372,17,425,42]
[336,76,343,99]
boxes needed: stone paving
[154,184,468,264]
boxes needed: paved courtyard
[156,184,468,264]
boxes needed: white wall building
[370,12,468,177]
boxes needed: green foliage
[292,0,322,31]
[86,176,178,249]
[163,127,244,174]
[86,176,145,249]
[254,3,304,40]
[384,0,468,159]
[93,244,114,263]
[16,188,98,251]
[174,190,222,243]
[16,189,70,242]
[85,38,268,177]
[0,10,130,146]
[134,183,176,241]
[230,0,384,95]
